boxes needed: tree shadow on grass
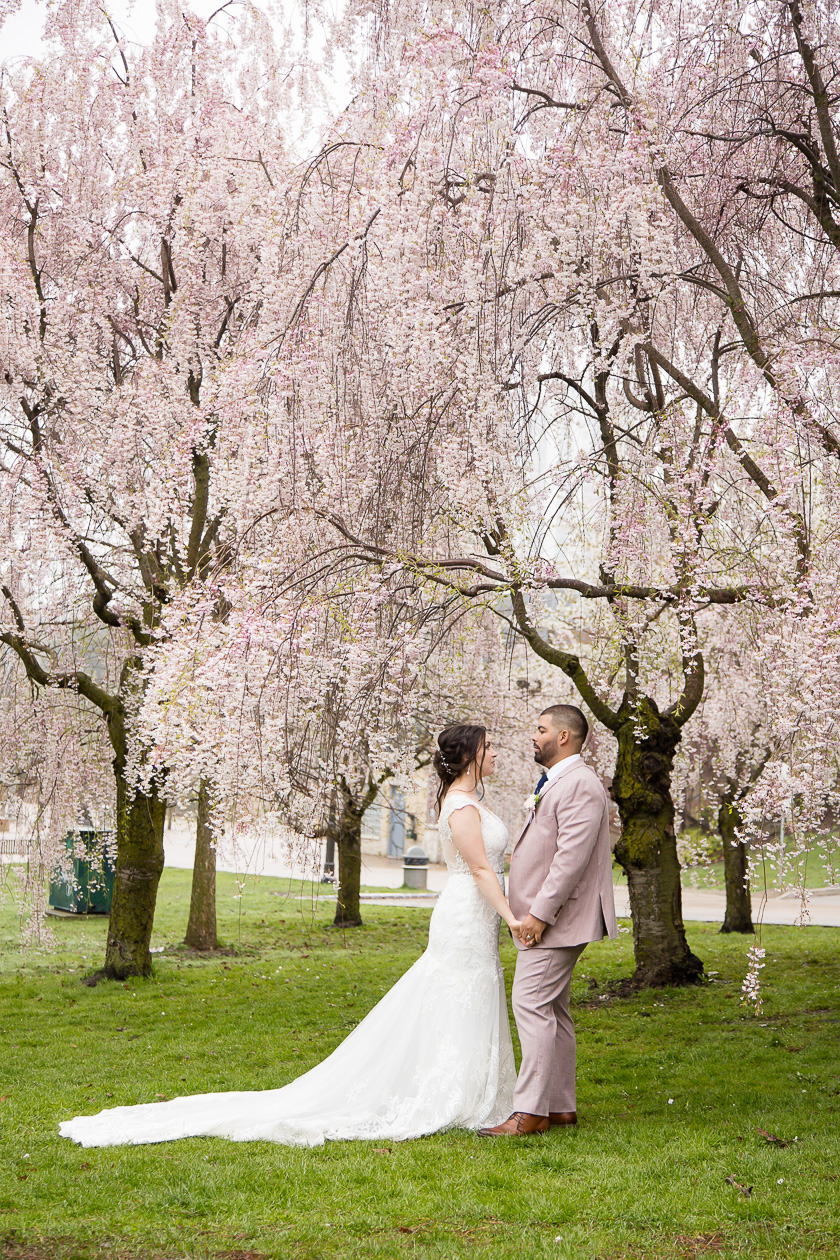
[3,1235,269,1260]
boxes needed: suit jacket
[508,758,618,948]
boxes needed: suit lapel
[514,758,581,849]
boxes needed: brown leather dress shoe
[478,1112,549,1137]
[549,1111,578,1127]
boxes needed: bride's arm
[448,805,521,933]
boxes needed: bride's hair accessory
[434,724,488,817]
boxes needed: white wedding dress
[59,793,516,1147]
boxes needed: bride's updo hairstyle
[433,724,487,816]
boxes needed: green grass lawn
[1,868,839,1260]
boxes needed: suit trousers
[511,942,587,1115]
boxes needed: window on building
[361,800,383,841]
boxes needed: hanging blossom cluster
[741,945,767,1012]
[739,582,840,905]
[129,533,547,858]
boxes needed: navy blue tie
[535,773,548,795]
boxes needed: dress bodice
[437,792,509,877]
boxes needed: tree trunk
[718,796,753,934]
[184,780,218,950]
[612,698,704,987]
[334,795,364,928]
[102,756,167,980]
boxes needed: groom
[480,704,617,1137]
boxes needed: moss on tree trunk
[612,699,704,987]
[184,780,218,951]
[335,804,363,928]
[718,797,753,934]
[332,777,384,928]
[103,755,167,980]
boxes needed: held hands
[519,913,548,948]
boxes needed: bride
[60,724,521,1147]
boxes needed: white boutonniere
[523,789,544,814]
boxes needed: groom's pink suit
[508,757,618,1116]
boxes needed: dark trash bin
[48,830,116,915]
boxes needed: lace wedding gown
[59,793,515,1147]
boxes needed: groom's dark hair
[541,704,589,748]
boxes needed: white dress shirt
[543,753,581,783]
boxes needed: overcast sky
[5,0,129,60]
[2,0,245,60]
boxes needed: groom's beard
[534,740,558,767]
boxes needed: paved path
[160,826,840,927]
[161,825,452,892]
[7,828,836,926]
[614,885,840,928]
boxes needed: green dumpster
[48,830,116,914]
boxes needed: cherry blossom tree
[209,0,839,992]
[234,0,813,988]
[739,580,840,908]
[0,0,305,977]
[268,0,840,992]
[673,616,778,935]
[728,573,840,1008]
[546,0,840,956]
